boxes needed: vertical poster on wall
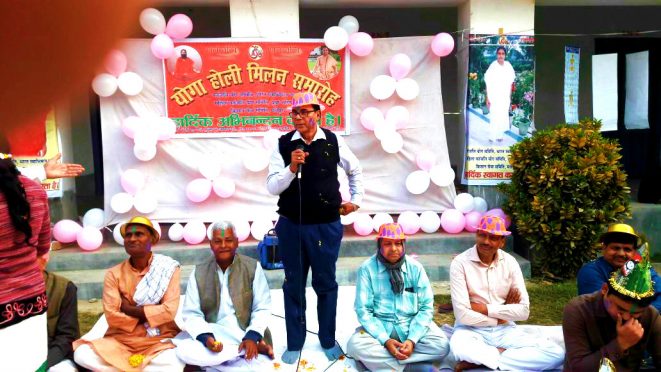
[592,53,618,132]
[564,46,580,124]
[11,110,63,198]
[462,34,535,185]
[624,50,650,130]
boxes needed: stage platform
[48,230,530,300]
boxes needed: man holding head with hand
[564,245,661,371]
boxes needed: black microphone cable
[295,143,305,372]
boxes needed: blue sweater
[577,256,661,312]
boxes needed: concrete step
[47,231,511,271]
[58,252,530,300]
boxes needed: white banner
[564,46,579,124]
[625,50,649,130]
[101,38,455,226]
[592,53,618,132]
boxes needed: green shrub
[498,119,631,278]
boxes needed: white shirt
[450,245,530,327]
[182,260,272,341]
[266,127,364,206]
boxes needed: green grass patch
[434,279,577,326]
[79,312,103,335]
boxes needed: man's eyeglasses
[289,109,317,118]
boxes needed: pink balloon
[104,50,128,77]
[440,209,466,234]
[389,53,412,80]
[464,211,483,232]
[165,14,193,39]
[348,32,373,57]
[120,169,145,195]
[353,213,373,236]
[151,33,174,59]
[416,150,436,171]
[212,177,236,198]
[53,219,82,243]
[186,178,212,203]
[183,221,206,245]
[431,32,455,57]
[76,227,103,251]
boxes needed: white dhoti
[174,323,273,372]
[48,359,78,372]
[450,324,564,371]
[74,344,184,372]
[346,322,449,372]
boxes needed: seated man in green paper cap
[563,244,661,371]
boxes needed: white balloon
[338,15,359,34]
[168,222,184,242]
[385,106,410,130]
[372,213,394,232]
[429,165,455,187]
[112,223,124,245]
[262,129,282,151]
[419,211,441,233]
[199,162,222,180]
[133,191,158,213]
[250,218,274,241]
[117,72,144,96]
[395,78,420,101]
[359,107,384,131]
[157,117,177,140]
[397,211,421,235]
[140,8,166,35]
[133,143,157,162]
[91,73,118,97]
[133,124,159,147]
[473,197,488,213]
[110,192,134,214]
[243,149,270,172]
[183,220,207,245]
[231,219,251,242]
[374,119,396,141]
[323,26,349,51]
[212,176,236,198]
[152,221,162,237]
[122,116,142,139]
[370,75,397,100]
[405,170,431,195]
[453,193,475,214]
[82,208,105,228]
[381,132,404,154]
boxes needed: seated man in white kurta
[178,221,274,370]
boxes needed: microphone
[295,144,304,179]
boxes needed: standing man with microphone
[267,92,364,364]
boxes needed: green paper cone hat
[608,242,655,300]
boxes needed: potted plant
[498,119,631,278]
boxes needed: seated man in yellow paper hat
[578,223,661,312]
[73,216,184,371]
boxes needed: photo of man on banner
[462,34,535,185]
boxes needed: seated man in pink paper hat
[347,223,449,371]
[450,215,564,371]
